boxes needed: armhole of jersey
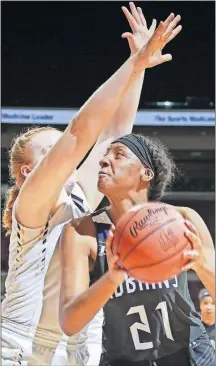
[10,186,90,244]
[11,198,48,234]
[72,182,91,213]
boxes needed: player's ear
[20,164,32,178]
[141,167,154,182]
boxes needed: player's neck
[108,190,148,225]
[201,314,215,326]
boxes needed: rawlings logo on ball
[130,206,169,238]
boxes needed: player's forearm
[97,71,145,142]
[60,272,119,336]
[196,254,215,301]
[77,70,145,211]
[113,70,145,132]
[66,55,143,143]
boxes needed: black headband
[112,135,154,171]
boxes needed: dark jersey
[90,208,206,362]
[202,322,215,350]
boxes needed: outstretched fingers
[149,20,166,44]
[143,12,179,48]
[163,12,175,30]
[149,18,157,34]
[122,5,138,32]
[137,6,147,27]
[153,13,176,44]
[162,15,182,45]
[165,25,182,45]
[137,11,182,68]
[129,2,142,25]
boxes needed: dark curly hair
[133,133,178,201]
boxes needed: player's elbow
[60,323,76,337]
[59,307,83,337]
[59,313,76,336]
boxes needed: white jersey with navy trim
[1,183,103,366]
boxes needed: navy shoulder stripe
[71,193,83,204]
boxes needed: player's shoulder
[169,204,209,231]
[166,204,199,219]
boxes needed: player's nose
[99,156,110,168]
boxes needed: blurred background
[1,1,215,310]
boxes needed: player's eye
[116,152,124,158]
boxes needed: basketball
[112,202,192,283]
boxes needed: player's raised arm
[77,6,182,211]
[16,12,181,229]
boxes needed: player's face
[21,130,77,189]
[200,296,215,317]
[30,130,63,165]
[97,142,146,196]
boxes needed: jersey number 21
[127,302,174,350]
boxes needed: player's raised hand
[106,225,125,286]
[121,2,157,55]
[134,12,182,69]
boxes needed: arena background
[1,1,215,311]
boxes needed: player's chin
[97,175,112,193]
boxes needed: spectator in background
[199,288,215,349]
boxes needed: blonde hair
[2,126,60,236]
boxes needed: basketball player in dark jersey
[59,133,215,366]
[199,289,215,350]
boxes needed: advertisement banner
[1,108,215,126]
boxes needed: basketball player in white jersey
[1,4,181,365]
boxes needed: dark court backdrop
[2,1,215,108]
[1,1,215,310]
